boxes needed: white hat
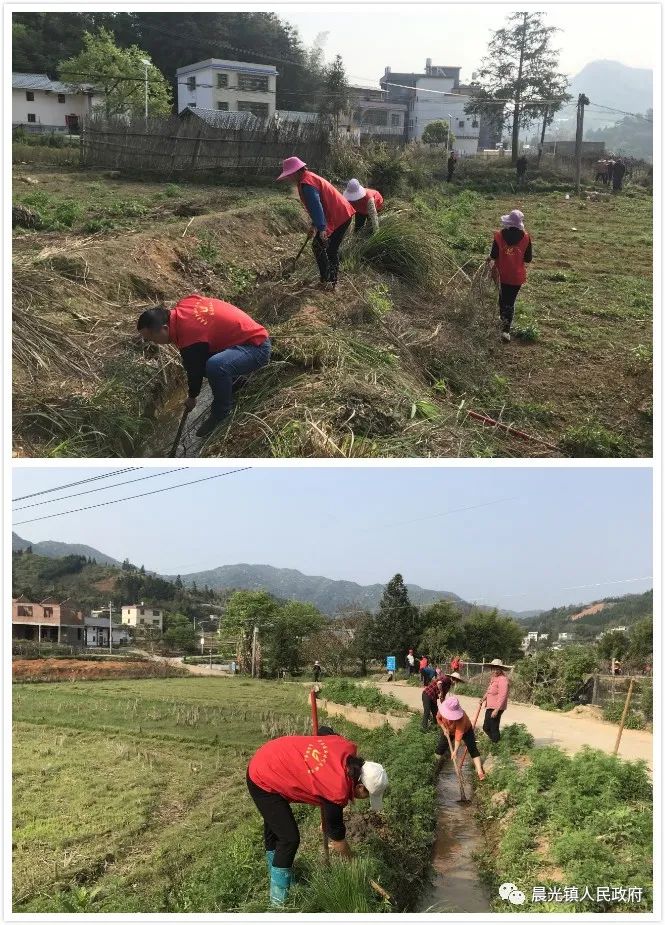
[490,658,510,669]
[343,178,367,202]
[360,760,388,811]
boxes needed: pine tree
[465,11,571,162]
[371,574,420,661]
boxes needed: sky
[277,2,659,87]
[12,466,653,613]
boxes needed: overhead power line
[12,468,140,502]
[13,469,189,512]
[13,469,252,526]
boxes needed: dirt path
[375,682,653,769]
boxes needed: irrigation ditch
[320,696,491,913]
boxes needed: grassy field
[12,158,652,457]
[12,676,436,913]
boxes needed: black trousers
[498,283,521,331]
[354,213,367,232]
[421,692,438,730]
[247,772,300,868]
[435,727,480,758]
[483,708,504,743]
[312,219,352,284]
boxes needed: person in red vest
[342,178,384,233]
[436,695,486,780]
[137,295,270,437]
[486,209,533,343]
[247,732,388,905]
[276,156,355,290]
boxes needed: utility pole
[108,600,113,654]
[575,93,590,194]
[511,11,528,164]
[537,106,548,166]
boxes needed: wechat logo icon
[499,882,526,905]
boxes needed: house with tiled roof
[12,72,100,133]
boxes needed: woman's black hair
[136,305,170,331]
[346,755,365,785]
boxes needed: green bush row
[476,738,652,912]
[321,679,410,715]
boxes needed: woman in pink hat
[276,156,355,290]
[435,695,485,780]
[485,209,533,343]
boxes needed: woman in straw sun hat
[485,208,533,343]
[276,156,354,290]
[342,178,384,233]
[481,658,511,743]
[435,695,486,780]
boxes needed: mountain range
[12,531,538,618]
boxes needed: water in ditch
[418,765,493,913]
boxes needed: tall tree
[463,609,523,663]
[465,11,571,162]
[319,54,349,130]
[417,600,465,663]
[370,574,420,661]
[59,27,172,118]
[264,601,325,675]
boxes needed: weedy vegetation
[12,151,651,458]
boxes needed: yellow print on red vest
[193,298,215,326]
[304,739,330,774]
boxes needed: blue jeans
[205,338,271,418]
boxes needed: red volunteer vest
[298,170,355,235]
[248,734,357,806]
[168,294,268,353]
[353,189,385,216]
[493,231,531,286]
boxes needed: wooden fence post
[613,677,635,756]
[191,130,202,170]
[592,673,599,705]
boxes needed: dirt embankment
[12,658,186,682]
[375,682,653,769]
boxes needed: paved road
[375,682,653,770]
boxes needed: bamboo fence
[80,112,331,179]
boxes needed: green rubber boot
[269,865,292,907]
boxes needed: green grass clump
[346,216,446,287]
[321,678,409,715]
[560,422,634,458]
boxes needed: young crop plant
[476,737,652,913]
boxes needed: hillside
[165,562,463,615]
[548,60,653,144]
[522,590,652,640]
[12,531,120,566]
[570,60,652,122]
[12,540,543,618]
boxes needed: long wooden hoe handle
[169,408,190,458]
[458,698,484,771]
[443,726,468,802]
[310,689,330,864]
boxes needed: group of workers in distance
[243,653,512,906]
[137,152,534,436]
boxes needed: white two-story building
[381,59,491,153]
[12,72,98,133]
[176,58,278,120]
[121,603,164,631]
